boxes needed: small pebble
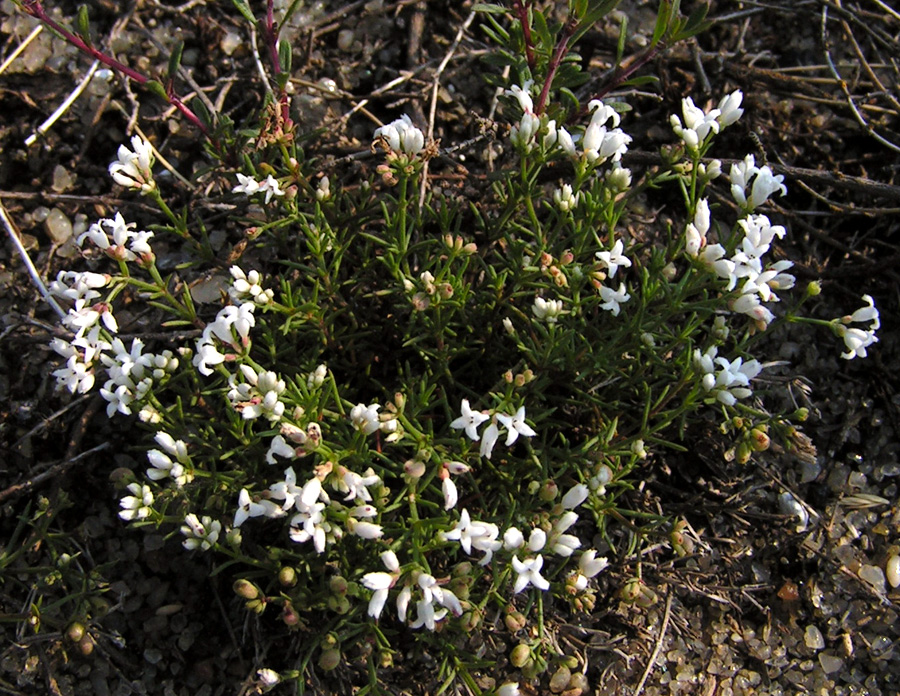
[804,625,825,651]
[45,208,73,244]
[337,29,355,52]
[858,564,886,594]
[818,652,844,673]
[220,31,241,55]
[886,554,900,588]
[51,164,74,193]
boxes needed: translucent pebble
[847,471,867,488]
[337,29,355,52]
[51,165,74,193]
[220,31,241,56]
[857,564,886,594]
[32,206,50,223]
[45,207,73,244]
[886,554,900,588]
[804,625,825,651]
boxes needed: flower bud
[539,480,559,502]
[234,579,259,600]
[736,441,752,464]
[78,634,95,656]
[510,643,531,668]
[329,576,349,595]
[750,428,770,451]
[404,459,426,478]
[793,407,809,422]
[318,647,341,671]
[67,622,86,643]
[806,280,822,297]
[505,609,527,633]
[278,566,297,587]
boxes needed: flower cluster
[692,210,795,328]
[670,90,743,152]
[77,212,155,263]
[693,346,763,406]
[109,135,156,194]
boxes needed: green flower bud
[233,579,259,600]
[278,567,297,587]
[510,643,531,668]
[539,480,559,502]
[318,647,341,671]
[806,280,822,297]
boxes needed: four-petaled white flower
[119,483,154,521]
[511,554,550,593]
[450,399,489,440]
[496,406,537,446]
[595,239,632,278]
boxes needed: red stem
[513,0,536,70]
[534,17,578,116]
[21,0,221,151]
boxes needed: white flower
[510,112,542,151]
[343,468,380,502]
[361,572,394,618]
[532,296,564,323]
[596,239,632,278]
[480,420,500,458]
[351,403,382,435]
[511,555,550,593]
[260,175,285,204]
[381,550,400,572]
[266,435,297,465]
[268,467,303,511]
[352,521,384,540]
[561,483,589,509]
[442,476,458,510]
[579,549,609,577]
[374,114,425,156]
[229,266,273,306]
[234,488,283,527]
[503,526,525,550]
[497,406,537,446]
[233,173,262,195]
[527,528,547,552]
[730,155,786,210]
[441,508,481,555]
[146,449,191,487]
[119,483,153,521]
[837,325,878,360]
[506,83,534,113]
[599,282,630,316]
[685,199,711,257]
[109,135,156,193]
[450,399,489,440]
[716,90,744,127]
[553,184,581,212]
[582,103,631,163]
[670,96,720,151]
[180,514,221,551]
[498,684,521,696]
[257,669,281,690]
[845,294,880,331]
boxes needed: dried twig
[0,442,111,505]
[25,60,100,146]
[0,24,43,75]
[0,198,66,319]
[633,593,673,696]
